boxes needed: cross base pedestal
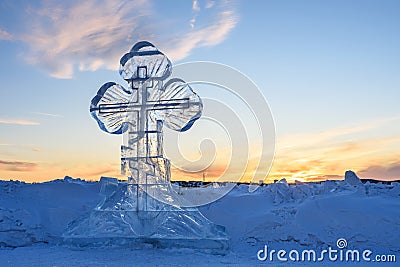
[63,183,229,253]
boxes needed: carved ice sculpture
[63,41,228,250]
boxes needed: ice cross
[89,41,202,212]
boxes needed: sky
[0,0,399,183]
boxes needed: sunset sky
[0,0,399,183]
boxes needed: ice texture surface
[90,82,133,134]
[119,41,171,81]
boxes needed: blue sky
[0,0,399,182]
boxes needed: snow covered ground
[0,171,399,266]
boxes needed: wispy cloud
[0,160,37,171]
[165,9,237,61]
[0,118,40,125]
[168,116,400,183]
[359,162,400,180]
[278,116,400,150]
[66,163,121,179]
[268,117,400,182]
[0,28,12,40]
[190,0,201,29]
[205,1,215,9]
[7,0,237,79]
[192,0,200,12]
[19,0,152,78]
[268,135,400,182]
[78,167,117,177]
[31,111,62,118]
[0,143,41,152]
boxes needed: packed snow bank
[0,178,101,247]
[0,171,399,265]
[202,172,399,255]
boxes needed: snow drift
[0,171,399,266]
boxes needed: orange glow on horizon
[2,120,400,183]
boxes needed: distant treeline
[171,179,399,187]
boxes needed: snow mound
[345,170,363,186]
[0,172,399,262]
